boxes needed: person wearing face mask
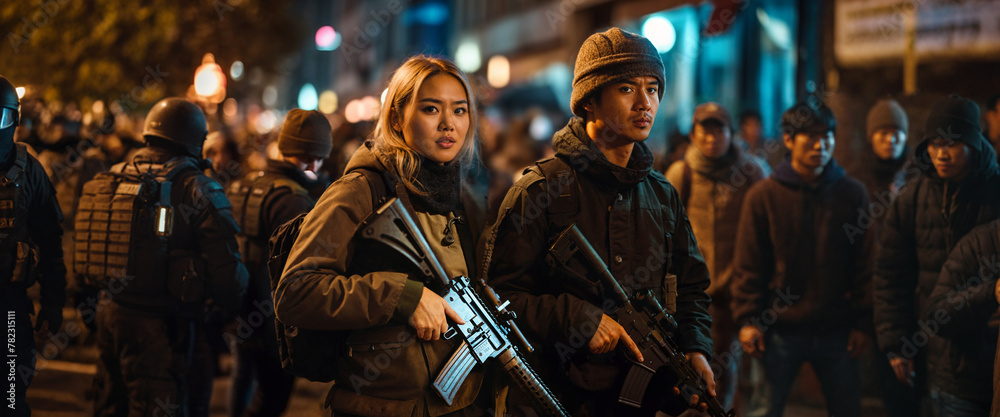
[664,102,766,414]
[273,56,491,417]
[0,74,67,417]
[731,98,874,417]
[224,109,332,417]
[875,95,1000,417]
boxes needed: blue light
[410,1,448,25]
[298,83,318,111]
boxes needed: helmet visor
[0,108,15,130]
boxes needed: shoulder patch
[191,175,232,211]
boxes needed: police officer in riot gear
[0,74,67,417]
[225,108,331,417]
[78,97,248,417]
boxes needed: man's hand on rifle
[739,324,766,358]
[683,352,716,413]
[409,286,465,341]
[589,314,644,362]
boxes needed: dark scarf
[411,157,462,214]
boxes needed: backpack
[74,158,200,303]
[266,168,389,382]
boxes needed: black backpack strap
[535,156,580,229]
[4,144,28,183]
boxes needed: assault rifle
[549,224,734,417]
[359,198,569,417]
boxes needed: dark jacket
[924,219,1000,404]
[874,132,1000,394]
[111,147,248,316]
[483,117,713,411]
[228,159,318,340]
[847,149,908,214]
[274,143,486,417]
[730,156,873,331]
[2,143,66,314]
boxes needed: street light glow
[456,39,481,73]
[642,16,676,53]
[298,83,319,111]
[487,55,510,88]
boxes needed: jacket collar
[772,154,846,190]
[552,117,653,190]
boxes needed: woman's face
[398,74,470,164]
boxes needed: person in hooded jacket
[484,27,715,416]
[922,217,999,416]
[273,56,490,417]
[664,101,765,412]
[730,98,874,417]
[875,94,1000,417]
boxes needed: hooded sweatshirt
[730,156,873,332]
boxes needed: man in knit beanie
[875,94,1000,416]
[846,99,916,417]
[486,27,717,416]
[223,108,332,417]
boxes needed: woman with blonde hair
[274,55,490,416]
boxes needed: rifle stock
[549,224,734,417]
[360,198,569,416]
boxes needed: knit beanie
[571,28,665,118]
[922,94,984,144]
[866,99,909,139]
[278,109,333,159]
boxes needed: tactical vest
[74,157,200,306]
[1,144,37,287]
[227,171,308,270]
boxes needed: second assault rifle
[549,224,735,417]
[359,198,569,417]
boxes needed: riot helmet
[142,98,208,156]
[0,76,19,131]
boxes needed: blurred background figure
[984,94,1000,159]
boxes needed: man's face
[286,154,324,173]
[690,119,731,159]
[927,137,971,181]
[741,118,762,147]
[585,76,660,145]
[202,135,234,173]
[871,128,906,161]
[784,130,835,173]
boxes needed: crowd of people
[3,26,1000,417]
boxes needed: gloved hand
[34,304,63,336]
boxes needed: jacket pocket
[338,325,426,400]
